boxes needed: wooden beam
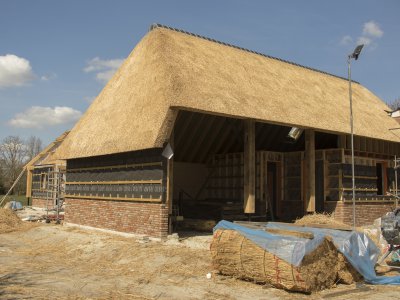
[26,169,33,197]
[67,162,162,172]
[244,120,256,214]
[260,152,265,215]
[233,221,314,239]
[268,221,352,231]
[305,129,316,212]
[338,134,347,149]
[65,180,162,185]
[265,228,314,239]
[64,194,161,202]
[167,130,174,215]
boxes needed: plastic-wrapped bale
[210,229,339,293]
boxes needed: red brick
[325,201,394,226]
[64,198,169,238]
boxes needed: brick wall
[64,198,169,238]
[31,198,49,208]
[325,201,395,226]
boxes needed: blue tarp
[9,201,22,210]
[214,220,400,285]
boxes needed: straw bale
[295,213,362,284]
[0,208,31,234]
[294,212,348,227]
[211,229,339,293]
[337,253,362,284]
[55,26,400,160]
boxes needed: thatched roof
[25,131,69,168]
[56,24,400,159]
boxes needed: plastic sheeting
[214,220,400,285]
[9,201,22,210]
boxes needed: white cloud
[340,35,353,45]
[341,20,383,50]
[363,21,383,38]
[40,73,57,81]
[0,54,35,88]
[84,57,124,83]
[357,36,372,46]
[9,106,82,129]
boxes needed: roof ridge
[149,23,358,84]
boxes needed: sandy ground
[1,222,400,300]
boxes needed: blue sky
[0,0,399,146]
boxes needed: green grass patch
[0,195,29,207]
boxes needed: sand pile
[0,208,29,233]
[211,229,339,293]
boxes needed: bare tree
[0,158,5,194]
[26,135,43,162]
[387,97,400,111]
[0,136,27,194]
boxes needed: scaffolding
[45,167,64,224]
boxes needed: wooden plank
[268,221,353,231]
[265,228,314,239]
[64,194,162,202]
[296,223,352,231]
[68,162,162,172]
[305,129,316,212]
[233,221,314,238]
[65,180,162,185]
[244,119,256,214]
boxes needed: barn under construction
[26,131,69,210]
[53,24,400,238]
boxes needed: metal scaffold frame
[45,167,64,224]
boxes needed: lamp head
[350,44,364,60]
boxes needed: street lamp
[348,44,364,230]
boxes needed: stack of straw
[210,229,360,293]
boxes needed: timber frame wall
[64,148,170,237]
[30,164,66,208]
[201,146,399,223]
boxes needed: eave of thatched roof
[55,25,400,160]
[25,130,69,169]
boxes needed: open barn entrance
[170,110,338,232]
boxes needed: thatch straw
[294,212,348,228]
[55,26,400,159]
[210,229,339,293]
[0,208,32,234]
[25,130,69,168]
[295,213,363,284]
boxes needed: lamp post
[348,44,364,230]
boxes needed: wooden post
[338,134,347,149]
[244,120,255,214]
[305,129,316,212]
[26,167,33,198]
[166,130,174,216]
[260,152,265,215]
